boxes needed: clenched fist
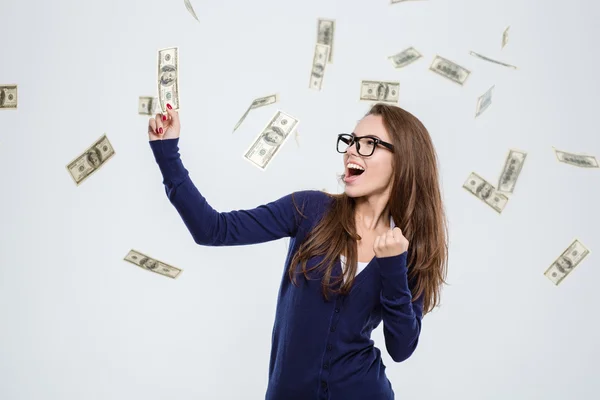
[373,227,409,258]
[148,103,181,141]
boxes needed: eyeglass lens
[337,135,375,156]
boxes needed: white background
[1,0,599,399]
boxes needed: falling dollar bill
[544,239,590,286]
[429,55,471,86]
[360,80,400,103]
[243,110,299,170]
[124,249,183,279]
[475,85,494,118]
[502,26,510,49]
[462,172,509,213]
[309,43,331,90]
[388,47,422,68]
[317,18,335,63]
[0,84,17,109]
[66,134,115,185]
[498,149,527,193]
[138,96,158,115]
[553,148,599,168]
[158,47,180,112]
[233,94,279,133]
[469,50,518,69]
[183,0,199,22]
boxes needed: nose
[346,139,360,156]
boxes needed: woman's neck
[354,195,390,234]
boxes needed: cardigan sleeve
[375,252,424,363]
[149,138,313,246]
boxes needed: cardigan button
[334,308,340,313]
[323,362,329,369]
[330,325,336,332]
[327,344,332,351]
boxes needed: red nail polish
[166,103,172,110]
[162,115,167,121]
[159,127,163,134]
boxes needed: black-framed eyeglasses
[336,133,394,157]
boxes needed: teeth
[347,163,365,171]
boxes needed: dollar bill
[388,47,422,68]
[475,85,494,118]
[462,172,509,213]
[469,50,518,69]
[294,130,300,147]
[498,149,527,193]
[429,55,471,86]
[553,148,599,168]
[66,134,115,185]
[309,43,331,90]
[158,47,180,112]
[183,0,199,22]
[360,80,400,103]
[124,249,183,279]
[243,110,299,170]
[138,96,158,115]
[233,94,279,133]
[502,26,510,49]
[0,85,17,109]
[317,19,335,63]
[544,239,590,286]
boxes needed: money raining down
[183,0,200,22]
[243,110,299,170]
[317,18,335,63]
[469,50,518,69]
[138,96,158,116]
[553,148,599,168]
[429,55,471,86]
[233,94,279,133]
[309,43,331,90]
[544,239,590,285]
[497,149,527,194]
[502,26,510,49]
[475,85,495,118]
[124,249,183,279]
[66,134,115,186]
[359,80,400,104]
[0,85,17,109]
[388,47,423,69]
[462,172,509,213]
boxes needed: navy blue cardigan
[149,138,423,400]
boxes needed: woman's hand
[373,227,409,258]
[148,103,180,141]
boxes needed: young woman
[147,102,448,400]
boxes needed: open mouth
[347,168,365,177]
[345,163,366,181]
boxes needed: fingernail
[159,127,163,134]
[166,103,172,110]
[162,115,167,121]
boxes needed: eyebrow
[352,133,381,139]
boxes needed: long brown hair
[287,103,448,316]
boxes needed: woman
[147,102,448,400]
